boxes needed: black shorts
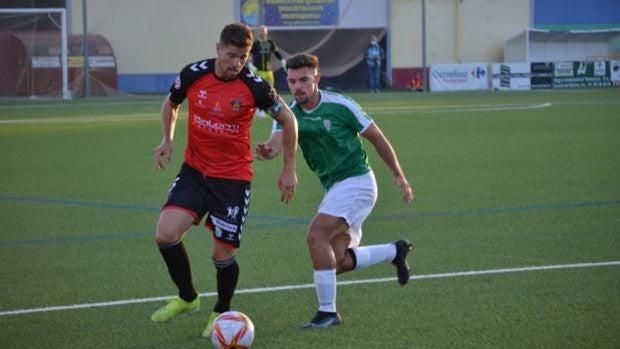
[163,163,251,248]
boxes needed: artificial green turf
[0,89,619,348]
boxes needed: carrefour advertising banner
[240,0,339,27]
[430,64,488,91]
[552,61,612,88]
[491,63,531,90]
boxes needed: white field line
[0,100,159,109]
[0,113,160,124]
[0,102,549,124]
[1,260,618,317]
[3,98,620,124]
[367,102,552,114]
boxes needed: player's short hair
[285,53,319,71]
[220,22,253,48]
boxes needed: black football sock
[158,240,198,302]
[346,248,358,270]
[212,256,239,313]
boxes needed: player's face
[286,67,319,108]
[215,43,251,80]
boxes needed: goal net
[0,8,70,99]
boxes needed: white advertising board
[430,63,489,91]
[611,60,620,86]
[491,63,531,90]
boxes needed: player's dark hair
[220,22,253,48]
[285,53,319,70]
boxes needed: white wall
[71,0,234,75]
[530,40,610,61]
[390,0,423,69]
[69,0,532,74]
[504,31,528,62]
[390,0,531,68]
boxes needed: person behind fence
[365,35,384,93]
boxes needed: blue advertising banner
[240,0,339,27]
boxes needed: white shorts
[317,170,377,248]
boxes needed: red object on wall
[392,67,428,90]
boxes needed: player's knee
[212,242,236,261]
[305,229,327,250]
[154,224,183,245]
[154,230,175,245]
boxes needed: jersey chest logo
[323,119,331,132]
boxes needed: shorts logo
[173,76,181,90]
[226,206,239,220]
[215,227,223,238]
[211,216,238,233]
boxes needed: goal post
[0,8,71,100]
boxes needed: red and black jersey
[169,58,282,181]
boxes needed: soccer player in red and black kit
[150,22,298,338]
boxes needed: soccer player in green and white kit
[255,53,414,329]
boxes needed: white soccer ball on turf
[210,311,255,349]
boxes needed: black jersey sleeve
[168,59,213,105]
[240,67,283,118]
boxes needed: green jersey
[273,90,372,190]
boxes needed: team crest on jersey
[173,75,181,90]
[323,119,331,132]
[230,97,243,112]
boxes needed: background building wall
[390,0,530,68]
[457,0,530,63]
[71,0,234,75]
[63,0,616,92]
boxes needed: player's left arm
[361,123,414,203]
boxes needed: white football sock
[314,269,337,313]
[352,243,397,270]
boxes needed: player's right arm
[154,94,180,170]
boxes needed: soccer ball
[210,311,255,349]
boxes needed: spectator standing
[365,35,384,93]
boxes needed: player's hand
[394,175,414,203]
[278,170,297,203]
[255,142,277,160]
[154,142,172,170]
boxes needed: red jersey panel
[169,59,280,181]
